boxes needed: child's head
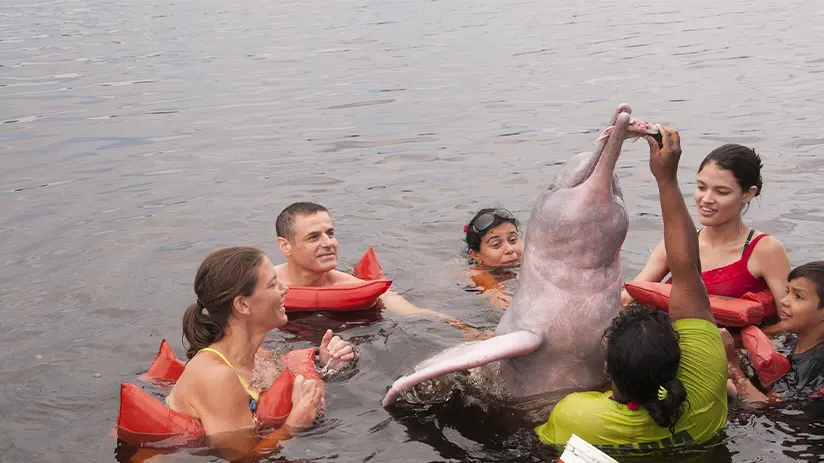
[778,261,824,335]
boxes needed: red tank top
[666,230,769,298]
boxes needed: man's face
[285,212,339,273]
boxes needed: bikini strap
[198,347,260,401]
[742,231,768,262]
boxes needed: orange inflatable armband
[624,281,765,327]
[741,326,791,389]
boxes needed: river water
[2,0,824,461]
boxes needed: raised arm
[647,126,713,323]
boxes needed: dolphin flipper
[381,330,543,407]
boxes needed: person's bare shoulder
[752,234,787,258]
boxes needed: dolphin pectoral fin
[381,330,543,407]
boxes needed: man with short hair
[275,201,457,319]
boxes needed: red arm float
[118,344,321,447]
[624,281,765,327]
[138,339,185,383]
[351,247,385,280]
[740,289,777,318]
[256,348,322,429]
[116,383,206,448]
[741,326,791,389]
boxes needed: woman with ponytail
[535,127,728,451]
[166,246,357,460]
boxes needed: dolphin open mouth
[576,116,659,188]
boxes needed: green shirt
[535,318,728,451]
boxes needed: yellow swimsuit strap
[199,347,260,401]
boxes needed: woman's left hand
[318,329,356,371]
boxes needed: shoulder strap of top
[198,348,260,401]
[742,232,768,262]
[741,229,756,255]
[199,347,234,368]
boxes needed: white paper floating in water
[559,434,617,463]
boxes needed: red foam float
[138,339,185,383]
[351,247,385,280]
[741,326,791,389]
[284,247,392,312]
[624,281,767,327]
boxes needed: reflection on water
[2,0,824,461]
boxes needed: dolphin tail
[381,330,543,407]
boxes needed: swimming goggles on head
[470,208,516,235]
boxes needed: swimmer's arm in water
[190,366,321,461]
[720,328,770,402]
[727,360,770,403]
[483,288,511,311]
[470,270,511,311]
[648,126,713,324]
[338,269,475,330]
[620,239,669,307]
[378,289,475,330]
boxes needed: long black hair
[604,303,689,434]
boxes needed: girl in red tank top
[622,144,790,308]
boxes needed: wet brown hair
[181,246,265,359]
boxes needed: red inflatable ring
[115,340,322,448]
[624,281,772,327]
[284,247,392,312]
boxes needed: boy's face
[778,277,824,335]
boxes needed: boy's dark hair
[789,261,824,308]
[276,202,328,242]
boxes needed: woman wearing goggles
[463,208,524,311]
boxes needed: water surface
[2,0,824,461]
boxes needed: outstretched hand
[318,329,356,372]
[646,124,682,182]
